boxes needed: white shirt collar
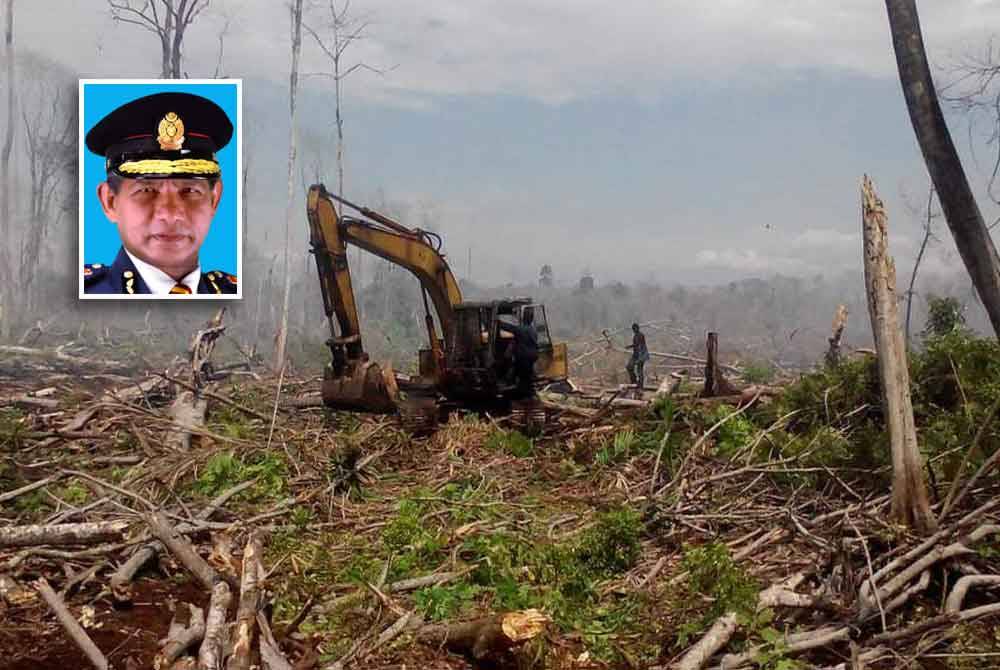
[124,249,201,295]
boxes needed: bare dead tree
[210,10,231,78]
[107,0,211,78]
[304,0,388,206]
[862,175,937,534]
[0,0,15,338]
[20,81,74,316]
[904,186,939,346]
[304,1,391,299]
[274,0,304,373]
[885,0,1000,339]
[942,37,1000,215]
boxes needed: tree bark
[226,533,262,670]
[825,305,848,367]
[35,577,108,670]
[146,512,219,590]
[274,0,303,373]
[885,0,1000,338]
[415,609,548,661]
[198,581,232,670]
[861,175,936,533]
[701,332,739,398]
[155,605,205,670]
[0,521,129,548]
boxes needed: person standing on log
[625,322,649,390]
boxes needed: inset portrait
[79,80,241,298]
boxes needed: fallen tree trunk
[35,577,108,670]
[0,521,129,548]
[227,534,263,670]
[111,481,255,603]
[416,609,548,660]
[2,393,59,410]
[155,605,206,670]
[199,581,232,670]
[146,512,219,591]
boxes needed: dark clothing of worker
[499,320,539,399]
[626,328,649,390]
[84,247,237,295]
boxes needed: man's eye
[181,187,205,196]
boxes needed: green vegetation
[741,359,777,384]
[485,429,534,457]
[923,295,967,339]
[675,542,759,648]
[195,450,287,500]
[0,407,25,448]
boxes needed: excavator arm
[307,183,464,410]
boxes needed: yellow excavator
[306,184,568,419]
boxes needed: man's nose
[153,188,183,220]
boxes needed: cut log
[146,512,218,590]
[199,581,232,670]
[0,521,129,548]
[416,609,548,660]
[155,605,206,670]
[226,533,263,670]
[675,614,738,670]
[112,479,255,602]
[2,394,59,410]
[35,577,108,670]
[862,176,936,534]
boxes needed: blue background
[82,81,239,275]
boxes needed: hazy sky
[16,0,1000,285]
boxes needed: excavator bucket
[321,361,399,413]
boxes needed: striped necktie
[169,283,193,295]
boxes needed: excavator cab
[440,299,568,400]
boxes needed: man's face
[97,177,222,277]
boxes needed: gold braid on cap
[117,158,220,175]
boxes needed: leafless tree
[274,0,305,372]
[107,0,211,78]
[903,186,939,346]
[304,0,388,205]
[0,0,15,338]
[942,37,1000,215]
[20,82,74,315]
[885,0,1000,339]
[304,1,391,297]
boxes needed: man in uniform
[625,322,650,390]
[83,91,237,295]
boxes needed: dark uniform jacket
[84,247,237,295]
[499,321,539,362]
[631,331,650,362]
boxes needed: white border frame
[78,78,243,300]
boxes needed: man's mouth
[149,233,190,244]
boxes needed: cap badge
[157,112,185,151]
